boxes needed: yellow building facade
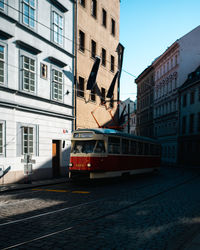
[75,0,120,129]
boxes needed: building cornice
[50,0,68,13]
[0,12,74,59]
[152,41,179,68]
[0,85,74,110]
[135,65,154,83]
[0,99,74,120]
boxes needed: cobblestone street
[0,166,200,250]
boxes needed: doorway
[52,140,60,178]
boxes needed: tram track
[0,171,186,215]
[1,172,200,250]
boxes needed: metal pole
[74,0,78,130]
[128,103,130,133]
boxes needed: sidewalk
[0,177,67,193]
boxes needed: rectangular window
[40,63,47,79]
[182,116,186,134]
[174,78,177,89]
[22,0,35,28]
[101,48,106,66]
[0,0,4,10]
[122,139,129,154]
[109,97,114,108]
[79,0,85,7]
[91,40,96,59]
[102,8,107,27]
[90,86,96,102]
[189,114,194,133]
[79,30,85,52]
[53,11,63,45]
[183,94,187,107]
[22,56,35,93]
[130,140,136,154]
[0,123,3,154]
[108,137,120,154]
[22,126,34,155]
[137,142,143,155]
[110,55,114,72]
[111,18,115,36]
[77,76,84,98]
[199,87,200,101]
[0,45,4,84]
[190,91,195,104]
[52,69,63,101]
[91,0,97,18]
[101,87,106,105]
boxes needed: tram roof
[74,128,159,143]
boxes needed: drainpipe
[73,0,78,130]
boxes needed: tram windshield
[71,140,105,154]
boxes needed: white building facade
[153,26,200,165]
[0,0,74,184]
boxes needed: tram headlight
[87,163,92,168]
[69,163,73,167]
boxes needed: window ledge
[16,40,42,55]
[48,56,67,67]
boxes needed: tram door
[52,140,60,177]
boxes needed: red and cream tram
[69,129,161,180]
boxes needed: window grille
[22,56,35,92]
[53,11,63,45]
[52,69,63,101]
[22,0,35,28]
[0,45,4,84]
[22,127,33,155]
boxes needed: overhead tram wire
[2,1,139,80]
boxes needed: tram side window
[130,140,136,155]
[150,144,154,155]
[156,145,161,156]
[137,142,143,155]
[122,139,129,154]
[144,143,149,155]
[108,137,120,154]
[94,140,105,153]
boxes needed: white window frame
[0,0,8,13]
[0,43,5,85]
[0,120,5,157]
[52,68,63,101]
[0,0,4,10]
[22,55,36,93]
[22,0,36,29]
[0,42,7,86]
[21,126,34,155]
[52,9,64,46]
[16,123,39,156]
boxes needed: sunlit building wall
[75,0,120,129]
[0,0,74,184]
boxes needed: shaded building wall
[178,73,200,167]
[135,66,154,138]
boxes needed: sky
[119,0,200,101]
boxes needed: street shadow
[0,168,200,249]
